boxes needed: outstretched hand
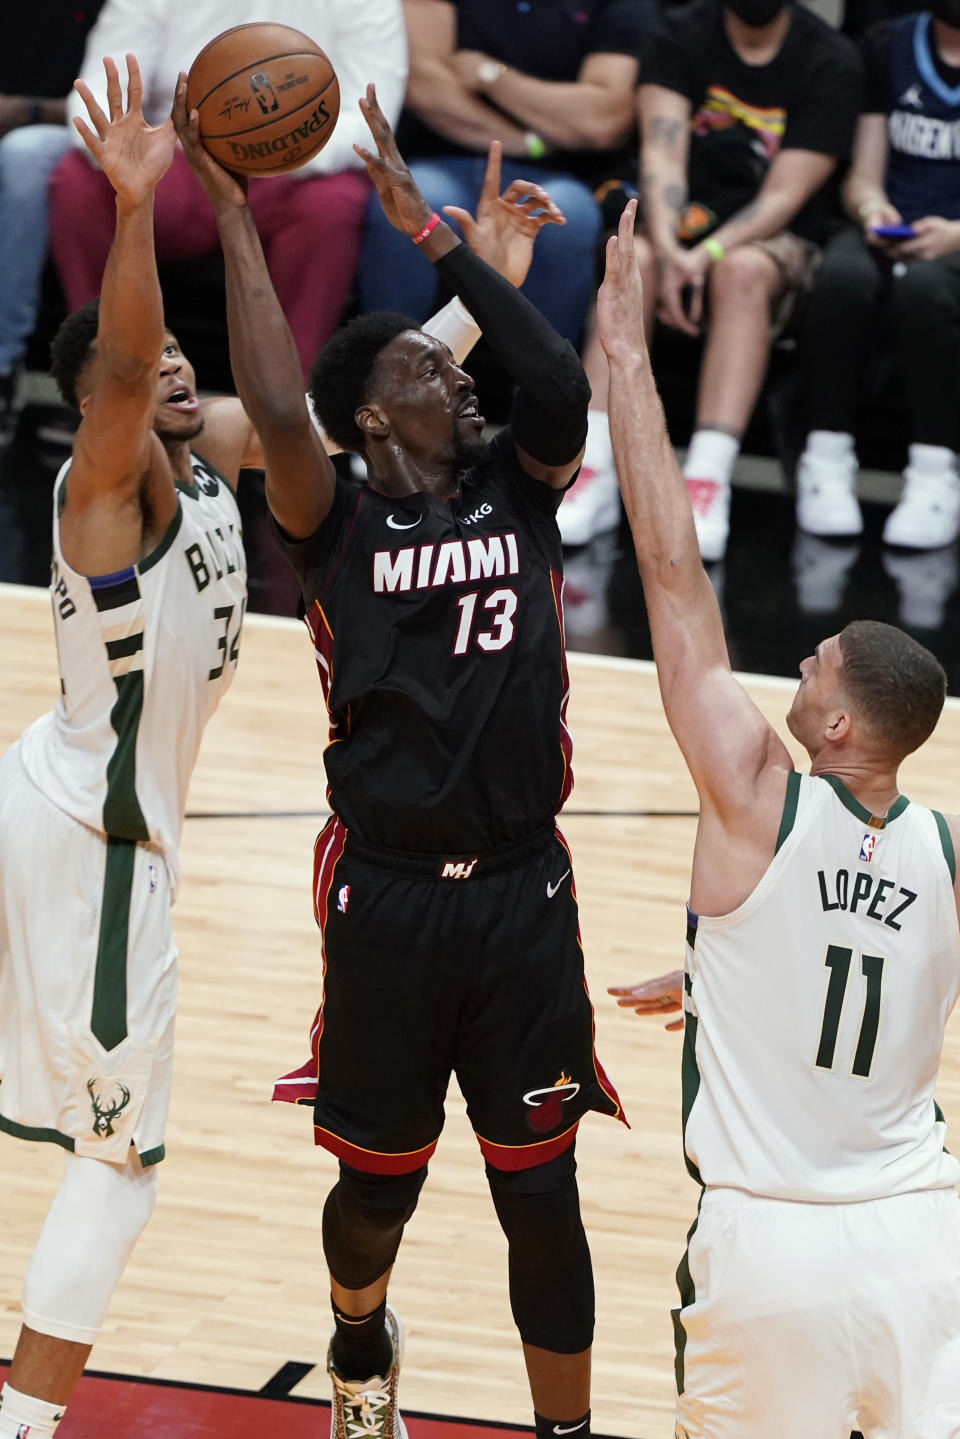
[73,55,176,206]
[608,970,685,1032]
[355,83,434,236]
[443,143,565,289]
[596,198,648,364]
[172,72,247,212]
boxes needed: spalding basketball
[186,23,339,176]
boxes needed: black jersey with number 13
[279,432,574,854]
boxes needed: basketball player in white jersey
[0,56,562,1437]
[597,201,960,1437]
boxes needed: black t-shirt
[2,4,104,97]
[397,0,650,181]
[276,430,575,854]
[642,0,862,241]
[861,14,960,221]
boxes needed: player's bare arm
[172,74,335,541]
[596,202,793,909]
[62,55,179,576]
[356,84,585,490]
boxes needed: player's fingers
[479,141,502,209]
[74,79,108,139]
[618,197,637,261]
[125,53,143,114]
[665,1018,685,1032]
[441,205,474,239]
[103,57,123,121]
[72,115,102,157]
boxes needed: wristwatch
[477,59,507,86]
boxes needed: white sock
[583,409,613,469]
[907,443,957,477]
[682,429,740,487]
[804,430,856,463]
[0,1385,66,1438]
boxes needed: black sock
[534,1409,590,1439]
[330,1297,393,1380]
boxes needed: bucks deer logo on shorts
[87,1077,132,1138]
[522,1071,581,1134]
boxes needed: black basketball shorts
[274,816,625,1173]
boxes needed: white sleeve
[66,0,169,145]
[295,0,408,177]
[422,297,482,366]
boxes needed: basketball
[185,23,339,176]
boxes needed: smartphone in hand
[871,223,916,239]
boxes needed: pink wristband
[412,212,441,245]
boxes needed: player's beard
[452,432,487,471]
[155,411,205,445]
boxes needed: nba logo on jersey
[337,884,350,914]
[859,833,879,863]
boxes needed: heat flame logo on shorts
[523,1071,580,1135]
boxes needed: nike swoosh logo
[553,1424,588,1435]
[386,514,422,530]
[546,869,571,899]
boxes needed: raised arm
[596,202,792,815]
[356,88,588,487]
[62,55,178,577]
[173,77,335,541]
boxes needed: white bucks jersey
[19,455,247,889]
[683,772,960,1202]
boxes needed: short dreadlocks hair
[309,311,416,453]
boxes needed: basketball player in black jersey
[174,80,623,1439]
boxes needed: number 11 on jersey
[815,944,885,1079]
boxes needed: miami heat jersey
[278,431,574,852]
[19,454,247,890]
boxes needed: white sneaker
[685,477,730,562]
[795,452,863,537]
[883,465,960,548]
[329,1305,407,1439]
[557,460,620,547]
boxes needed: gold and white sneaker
[328,1304,407,1439]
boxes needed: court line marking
[5,579,957,707]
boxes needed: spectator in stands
[0,4,103,447]
[359,0,647,447]
[49,0,407,380]
[571,0,861,556]
[796,0,960,549]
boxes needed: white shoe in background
[684,477,730,562]
[883,452,960,549]
[795,450,863,537]
[558,410,621,547]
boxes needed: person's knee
[22,1151,159,1346]
[0,127,72,191]
[709,245,779,311]
[889,259,953,325]
[322,1163,428,1290]
[486,1150,594,1353]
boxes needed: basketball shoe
[684,477,730,562]
[328,1304,407,1439]
[795,452,863,537]
[883,447,960,549]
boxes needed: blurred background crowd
[3,0,960,678]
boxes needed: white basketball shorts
[675,1185,960,1439]
[0,741,176,1165]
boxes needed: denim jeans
[0,126,75,369]
[359,153,602,347]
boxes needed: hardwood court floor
[3,581,960,1438]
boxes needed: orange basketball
[186,23,339,176]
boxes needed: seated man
[0,1,103,446]
[575,0,861,560]
[49,0,407,380]
[359,0,646,353]
[796,0,960,550]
